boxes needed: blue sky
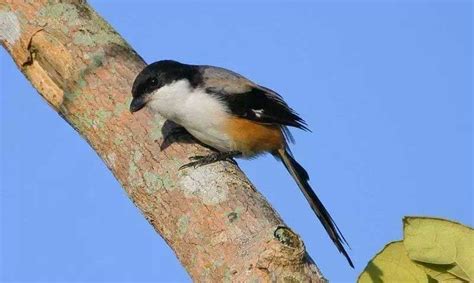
[1,1,472,282]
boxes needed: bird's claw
[178,161,200,170]
[178,153,239,170]
[189,155,205,161]
[179,156,212,170]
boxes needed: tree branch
[1,1,326,281]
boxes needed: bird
[130,60,353,267]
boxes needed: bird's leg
[164,126,189,142]
[179,151,241,170]
[160,126,192,150]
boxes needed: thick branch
[1,1,326,281]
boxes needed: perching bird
[130,60,353,267]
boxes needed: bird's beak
[130,96,146,113]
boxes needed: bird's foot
[179,151,241,170]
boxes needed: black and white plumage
[130,60,353,267]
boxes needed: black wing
[211,86,309,132]
[200,66,309,132]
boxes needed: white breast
[147,79,234,152]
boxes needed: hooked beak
[130,96,147,113]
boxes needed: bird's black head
[130,60,202,113]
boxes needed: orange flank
[226,117,284,156]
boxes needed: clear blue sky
[1,1,472,282]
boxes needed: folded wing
[201,66,309,133]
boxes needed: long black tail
[276,148,354,268]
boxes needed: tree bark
[1,1,326,281]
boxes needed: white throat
[147,79,193,124]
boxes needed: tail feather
[276,148,354,268]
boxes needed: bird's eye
[151,78,157,85]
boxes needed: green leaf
[358,217,473,283]
[403,217,474,281]
[415,262,467,283]
[358,241,429,283]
